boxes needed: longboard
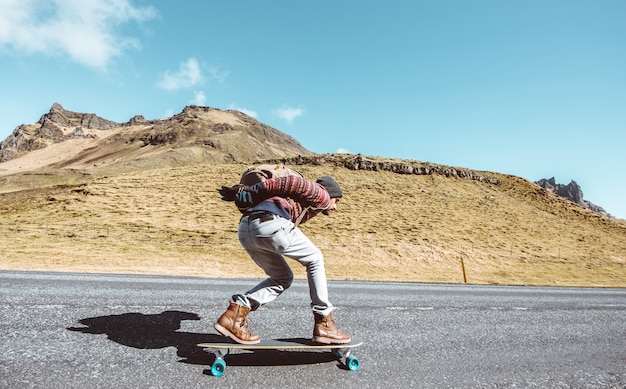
[198,337,362,376]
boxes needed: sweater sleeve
[257,176,331,210]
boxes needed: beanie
[316,176,343,198]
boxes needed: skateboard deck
[198,337,362,376]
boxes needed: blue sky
[1,1,625,219]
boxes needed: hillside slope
[1,155,625,287]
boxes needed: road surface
[1,271,624,388]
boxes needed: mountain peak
[38,103,120,130]
[0,104,311,166]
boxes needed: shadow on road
[67,311,339,370]
[67,310,221,364]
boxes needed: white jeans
[232,214,334,316]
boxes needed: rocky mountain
[0,103,311,169]
[535,177,610,217]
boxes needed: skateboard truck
[332,347,361,371]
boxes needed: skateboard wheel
[211,359,226,377]
[345,355,360,371]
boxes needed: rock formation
[0,103,119,162]
[535,177,610,217]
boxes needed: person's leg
[231,217,332,314]
[231,217,295,310]
[280,226,333,316]
[280,226,351,344]
[217,216,350,344]
[215,217,293,344]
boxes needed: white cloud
[336,148,351,154]
[272,106,305,123]
[156,58,203,91]
[192,91,207,106]
[0,0,157,70]
[228,104,258,119]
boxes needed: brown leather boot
[214,303,261,344]
[313,312,351,344]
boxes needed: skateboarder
[216,174,351,345]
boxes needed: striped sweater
[250,175,331,224]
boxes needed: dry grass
[1,162,625,287]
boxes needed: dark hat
[316,176,343,198]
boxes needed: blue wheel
[211,358,226,377]
[346,355,360,371]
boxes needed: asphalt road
[1,270,625,388]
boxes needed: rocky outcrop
[535,177,610,217]
[40,102,119,130]
[126,115,149,126]
[260,154,500,184]
[0,124,48,161]
[0,103,119,162]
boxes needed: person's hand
[218,184,243,201]
[218,184,258,211]
[234,185,256,211]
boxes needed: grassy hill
[1,157,625,287]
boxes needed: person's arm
[219,175,330,212]
[260,176,331,209]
